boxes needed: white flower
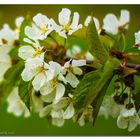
[63,59,86,88]
[0,24,17,47]
[75,106,93,126]
[21,56,54,91]
[25,13,55,40]
[7,87,30,118]
[117,105,140,132]
[0,46,12,82]
[98,106,108,119]
[18,38,45,60]
[103,10,130,35]
[66,45,81,58]
[54,8,82,38]
[40,61,66,102]
[84,16,100,31]
[39,96,74,127]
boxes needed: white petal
[51,109,64,118]
[70,12,80,29]
[84,16,91,27]
[66,72,79,88]
[73,67,83,75]
[63,103,75,119]
[53,97,69,110]
[103,14,119,35]
[78,114,85,126]
[15,16,24,28]
[52,118,65,127]
[25,26,41,40]
[72,59,86,67]
[32,72,46,91]
[117,115,128,129]
[39,104,52,117]
[41,90,56,103]
[40,80,55,96]
[21,67,35,81]
[33,13,50,28]
[58,8,71,25]
[94,17,100,31]
[128,116,138,132]
[55,83,65,101]
[121,107,136,117]
[18,45,35,60]
[135,30,140,45]
[49,61,62,76]
[119,10,130,27]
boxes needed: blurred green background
[0,5,140,136]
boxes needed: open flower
[54,8,82,38]
[40,61,66,102]
[0,45,12,82]
[74,106,93,126]
[84,16,100,31]
[18,38,45,60]
[21,55,54,91]
[103,10,130,35]
[25,13,55,40]
[63,59,86,88]
[39,95,74,127]
[0,24,17,47]
[117,104,140,132]
[7,87,30,118]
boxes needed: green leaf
[86,17,109,64]
[18,80,32,111]
[134,75,140,111]
[73,70,100,110]
[0,61,24,107]
[91,77,112,125]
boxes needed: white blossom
[40,61,66,102]
[0,45,12,82]
[117,105,140,132]
[0,24,17,47]
[53,8,82,38]
[63,59,86,88]
[7,87,30,118]
[25,13,55,40]
[103,10,130,35]
[39,95,74,126]
[21,55,54,91]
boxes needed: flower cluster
[0,8,140,131]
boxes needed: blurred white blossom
[7,87,30,118]
[103,10,130,35]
